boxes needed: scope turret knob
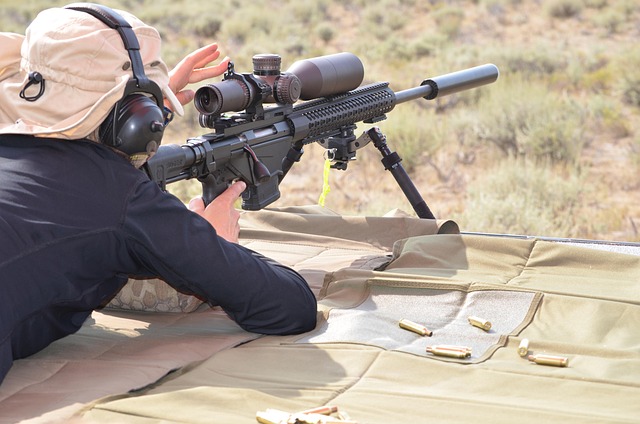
[273,73,302,104]
[252,54,282,76]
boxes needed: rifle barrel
[394,63,499,104]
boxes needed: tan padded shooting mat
[1,206,638,423]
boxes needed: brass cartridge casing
[433,344,472,357]
[468,316,492,331]
[426,346,470,359]
[298,406,339,415]
[528,354,569,367]
[518,339,530,357]
[399,319,433,336]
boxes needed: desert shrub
[290,0,330,24]
[587,96,630,138]
[577,62,613,93]
[409,33,449,58]
[0,7,35,32]
[218,15,252,46]
[482,43,568,78]
[316,22,335,44]
[614,49,640,107]
[584,0,608,9]
[631,133,640,171]
[544,0,583,19]
[385,10,408,32]
[193,15,224,38]
[474,76,587,165]
[378,103,445,172]
[455,159,588,237]
[613,0,638,15]
[591,9,624,34]
[359,0,408,41]
[432,6,465,39]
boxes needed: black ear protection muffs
[64,3,166,157]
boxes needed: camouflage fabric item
[106,278,204,313]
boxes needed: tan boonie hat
[0,6,183,140]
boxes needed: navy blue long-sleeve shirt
[0,135,317,384]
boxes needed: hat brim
[0,74,129,139]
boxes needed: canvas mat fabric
[2,206,640,423]
[297,284,541,363]
[0,307,258,424]
[80,223,640,424]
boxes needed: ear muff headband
[64,3,165,155]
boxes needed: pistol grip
[200,174,228,206]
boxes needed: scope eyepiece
[194,77,253,116]
[193,84,220,115]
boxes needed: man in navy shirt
[0,4,317,384]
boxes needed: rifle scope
[194,52,364,116]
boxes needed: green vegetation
[2,0,639,240]
[459,158,587,237]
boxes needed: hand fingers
[168,43,222,83]
[179,43,219,68]
[190,181,245,216]
[222,180,247,202]
[190,56,231,83]
[210,181,246,208]
[187,197,205,214]
[175,89,195,106]
[193,49,222,70]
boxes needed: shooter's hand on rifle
[188,180,246,243]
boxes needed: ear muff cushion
[99,93,164,155]
[65,4,166,157]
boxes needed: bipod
[364,127,435,220]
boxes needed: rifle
[144,53,499,219]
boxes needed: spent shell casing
[518,338,530,357]
[433,344,472,357]
[426,346,470,359]
[468,315,492,331]
[527,354,569,367]
[298,405,338,415]
[293,413,359,424]
[399,319,433,336]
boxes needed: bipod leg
[366,127,436,220]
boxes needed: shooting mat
[1,206,639,424]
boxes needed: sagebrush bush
[614,49,640,108]
[454,159,589,237]
[592,9,624,34]
[544,0,584,18]
[474,76,587,165]
[587,96,630,138]
[378,103,444,172]
[432,6,465,39]
[584,0,608,9]
[316,22,335,44]
[483,44,567,76]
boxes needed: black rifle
[144,53,499,219]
